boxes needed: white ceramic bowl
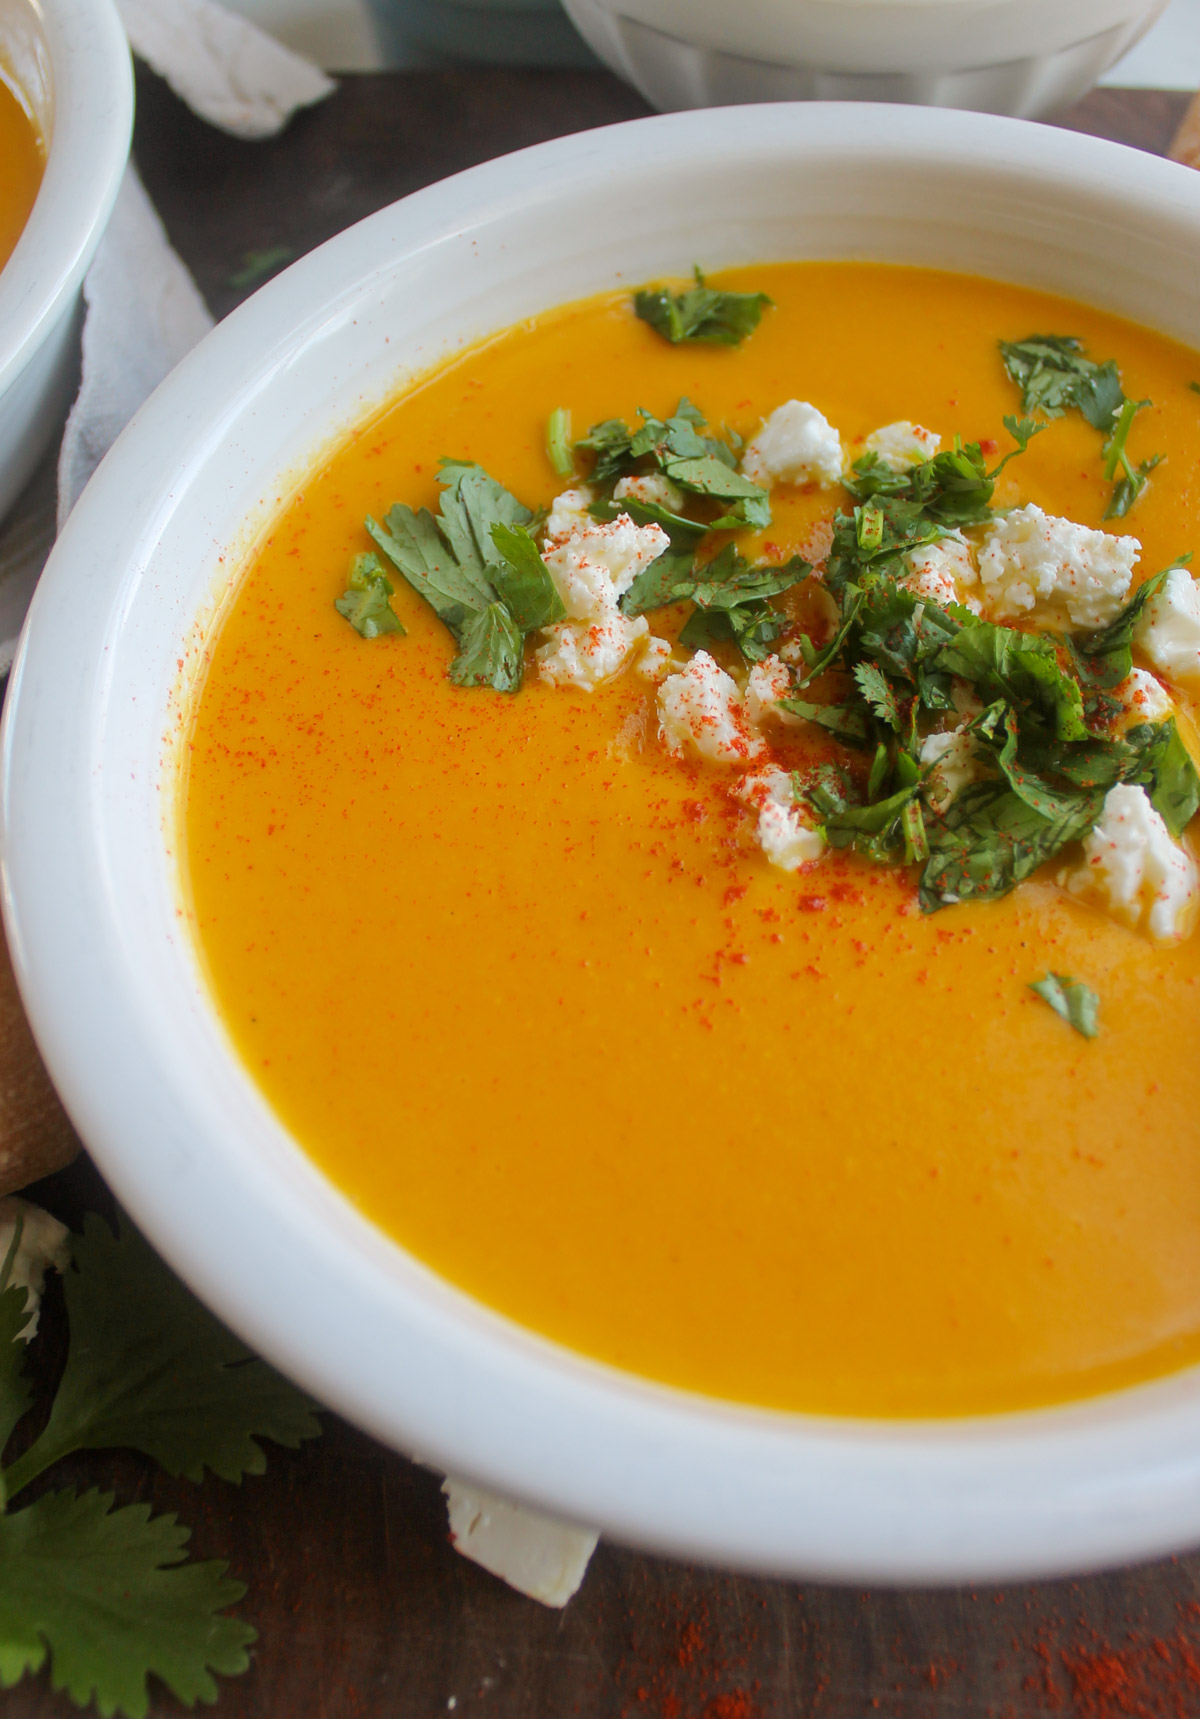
[560,0,1168,117]
[7,103,1200,1584]
[0,0,132,525]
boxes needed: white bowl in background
[8,104,1200,1584]
[0,0,132,525]
[559,0,1169,117]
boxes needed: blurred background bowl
[0,0,132,527]
[559,0,1170,116]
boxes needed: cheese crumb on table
[863,420,940,472]
[977,503,1139,628]
[1061,783,1199,942]
[442,1477,598,1609]
[745,654,803,727]
[1134,565,1200,684]
[0,1197,70,1339]
[657,651,766,766]
[737,769,824,870]
[740,400,842,490]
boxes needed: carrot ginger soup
[184,264,1200,1417]
[0,74,42,273]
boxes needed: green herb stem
[546,407,574,477]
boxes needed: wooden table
[12,73,1200,1719]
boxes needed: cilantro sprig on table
[633,267,772,348]
[0,1213,321,1718]
[999,333,1162,519]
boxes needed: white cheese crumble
[740,401,842,490]
[536,614,649,692]
[1115,667,1172,728]
[745,654,803,728]
[1062,783,1199,942]
[1134,565,1200,684]
[613,472,685,514]
[976,504,1139,629]
[863,420,940,472]
[0,1198,70,1339]
[902,534,979,610]
[542,514,669,623]
[657,651,766,766]
[635,635,675,681]
[919,728,983,814]
[736,769,825,870]
[442,1477,598,1609]
[544,485,595,547]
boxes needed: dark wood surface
[12,72,1200,1719]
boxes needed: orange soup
[0,74,42,273]
[184,264,1200,1417]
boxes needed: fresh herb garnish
[334,552,405,639]
[546,407,574,477]
[577,399,770,531]
[633,267,772,348]
[999,333,1161,516]
[366,462,561,692]
[0,1214,320,1716]
[1029,973,1100,1038]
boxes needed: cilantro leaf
[591,496,708,551]
[488,523,565,633]
[447,602,524,692]
[0,1488,253,1719]
[633,268,772,347]
[0,1283,32,1496]
[621,550,696,617]
[935,621,1085,741]
[999,335,1124,431]
[786,700,872,742]
[367,462,535,692]
[853,661,901,731]
[1029,973,1100,1038]
[5,1216,321,1498]
[334,553,405,639]
[1075,558,1188,688]
[661,455,771,530]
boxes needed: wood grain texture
[8,74,1200,1719]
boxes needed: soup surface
[184,264,1200,1417]
[0,74,42,274]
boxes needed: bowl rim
[8,100,1200,1585]
[0,0,133,402]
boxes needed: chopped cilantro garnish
[367,462,555,693]
[577,400,769,531]
[999,333,1161,516]
[546,407,574,477]
[334,552,405,639]
[1029,973,1100,1038]
[633,267,772,348]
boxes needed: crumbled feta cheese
[442,1477,598,1609]
[536,614,649,691]
[1135,565,1200,684]
[977,504,1139,629]
[902,534,978,609]
[635,635,675,681]
[745,654,803,728]
[740,401,842,490]
[737,769,825,870]
[0,1198,70,1339]
[864,420,940,472]
[613,472,685,514]
[543,514,669,623]
[950,677,984,720]
[1115,666,1172,727]
[657,651,766,766]
[919,728,984,814]
[1062,783,1198,942]
[544,485,595,547]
